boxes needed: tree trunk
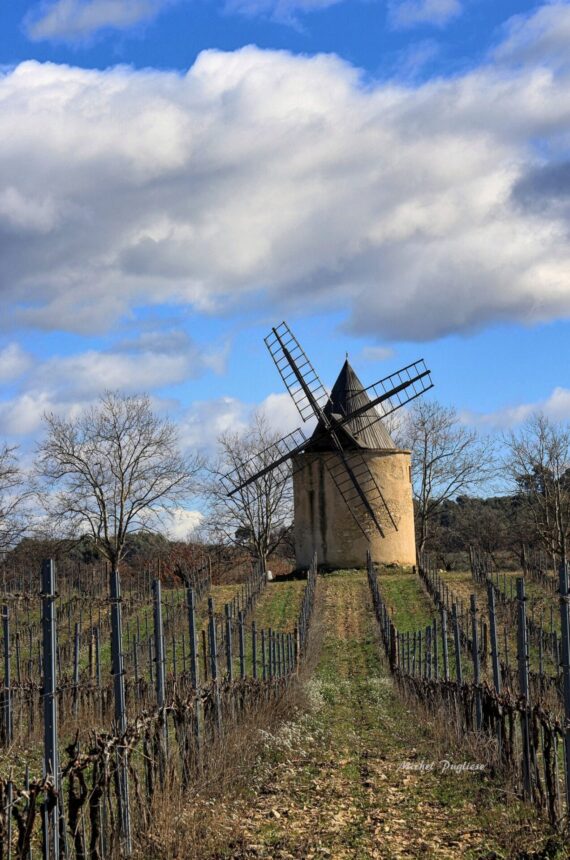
[418,515,428,558]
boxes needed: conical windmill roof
[309,359,396,451]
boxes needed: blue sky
[2,0,570,522]
[0,0,539,75]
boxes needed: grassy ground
[379,570,435,631]
[381,568,468,680]
[252,578,307,631]
[440,570,561,679]
[235,577,307,675]
[212,570,565,859]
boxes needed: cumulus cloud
[389,0,461,30]
[43,331,225,398]
[165,507,204,540]
[494,2,570,69]
[25,0,175,42]
[45,352,180,397]
[179,390,310,457]
[0,344,33,382]
[0,391,59,436]
[258,391,309,436]
[0,330,226,437]
[180,397,250,454]
[463,387,570,430]
[3,5,570,343]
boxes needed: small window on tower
[409,466,412,482]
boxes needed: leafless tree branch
[35,391,203,570]
[0,444,30,552]
[503,412,570,567]
[203,413,293,569]
[398,400,496,554]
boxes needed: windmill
[223,322,433,569]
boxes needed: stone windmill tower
[223,323,433,571]
[293,359,416,568]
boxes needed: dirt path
[220,571,559,859]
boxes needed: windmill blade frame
[324,447,400,538]
[342,360,433,433]
[222,426,309,496]
[265,322,329,423]
[357,358,432,404]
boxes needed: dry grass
[131,582,325,859]
[133,693,302,858]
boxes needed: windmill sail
[222,427,309,496]
[324,449,399,538]
[265,322,329,422]
[347,360,433,436]
[265,333,403,539]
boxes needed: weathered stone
[293,449,416,569]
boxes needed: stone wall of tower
[293,449,416,569]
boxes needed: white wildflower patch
[304,678,326,713]
[367,676,393,707]
[257,683,327,762]
[259,719,312,759]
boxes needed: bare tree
[204,413,293,570]
[0,444,29,552]
[503,412,570,568]
[36,392,202,571]
[398,400,495,554]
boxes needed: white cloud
[165,507,204,540]
[0,187,64,234]
[0,330,226,437]
[462,387,570,429]
[0,391,57,436]
[224,0,341,22]
[0,344,33,382]
[37,350,190,397]
[494,2,570,69]
[389,0,461,29]
[34,332,225,400]
[179,390,311,457]
[25,0,175,42]
[4,6,570,342]
[258,391,309,436]
[360,345,395,362]
[180,397,250,454]
[540,387,570,422]
[0,386,239,444]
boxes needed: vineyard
[370,552,570,832]
[1,552,569,858]
[0,555,317,858]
